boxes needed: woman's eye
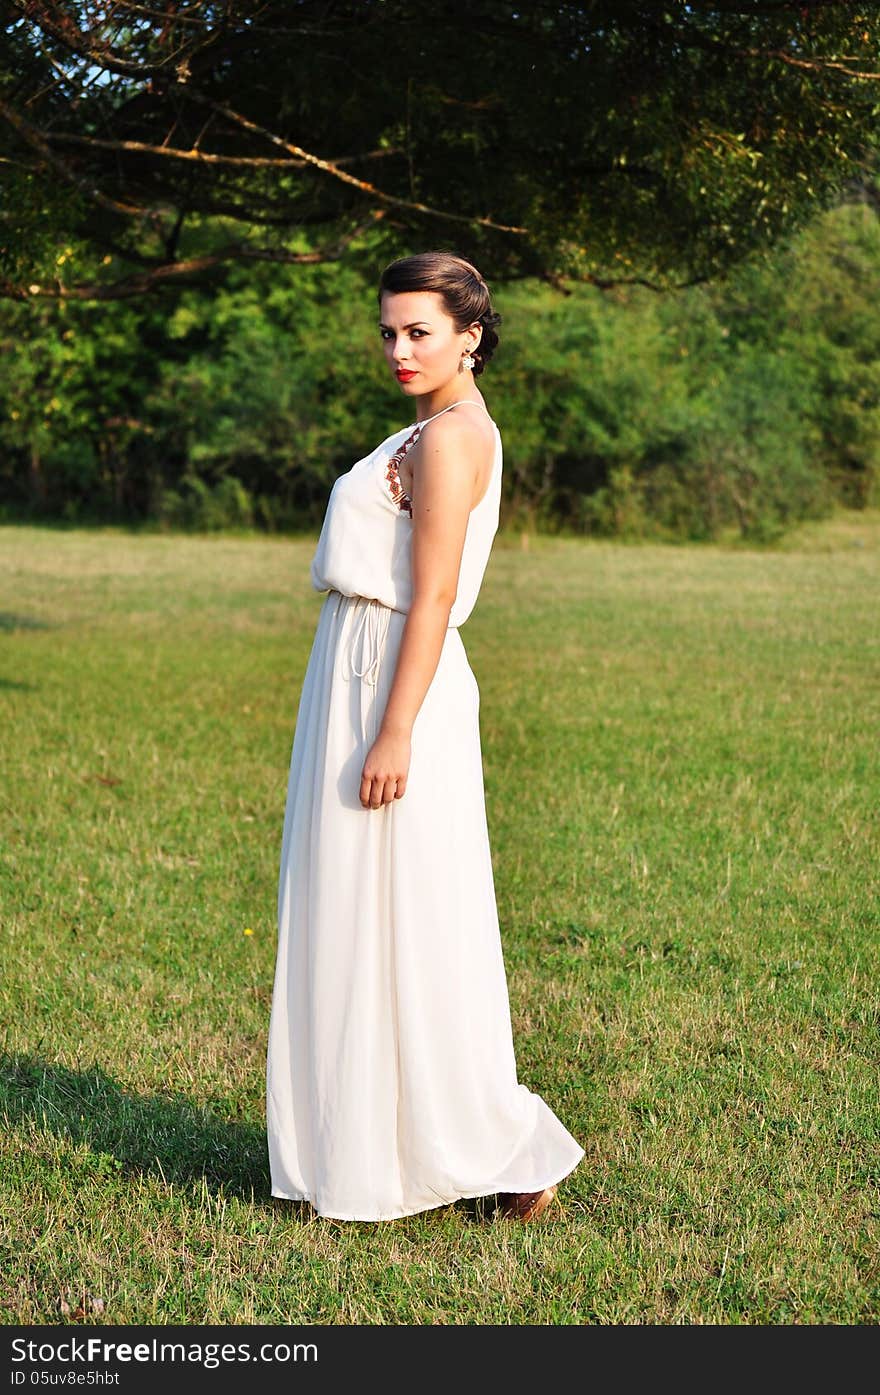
[380,329,393,340]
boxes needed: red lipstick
[396,370,417,383]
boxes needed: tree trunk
[28,443,46,509]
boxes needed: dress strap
[416,400,490,430]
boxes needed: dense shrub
[1,199,878,540]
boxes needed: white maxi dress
[266,400,585,1220]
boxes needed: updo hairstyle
[378,251,501,376]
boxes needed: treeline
[1,199,878,542]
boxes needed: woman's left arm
[359,416,484,810]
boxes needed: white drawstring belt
[343,595,391,686]
[336,594,393,747]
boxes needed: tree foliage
[1,194,879,542]
[2,1,880,300]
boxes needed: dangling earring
[460,350,476,373]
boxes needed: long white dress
[266,400,585,1221]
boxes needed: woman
[266,251,584,1222]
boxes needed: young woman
[266,251,584,1222]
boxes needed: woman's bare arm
[358,414,488,810]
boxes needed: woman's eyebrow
[378,321,432,330]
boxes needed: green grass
[1,513,878,1325]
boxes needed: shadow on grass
[0,1052,284,1210]
[0,612,53,632]
[1,1053,511,1226]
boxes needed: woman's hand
[360,729,411,809]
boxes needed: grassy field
[1,513,877,1325]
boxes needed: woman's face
[379,290,480,398]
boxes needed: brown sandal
[497,1184,558,1221]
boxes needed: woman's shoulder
[412,404,498,507]
[419,402,497,452]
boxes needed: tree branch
[9,0,203,79]
[0,95,155,219]
[44,130,405,172]
[14,5,529,237]
[170,87,529,236]
[0,212,386,302]
[736,46,880,81]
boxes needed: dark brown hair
[378,251,501,376]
